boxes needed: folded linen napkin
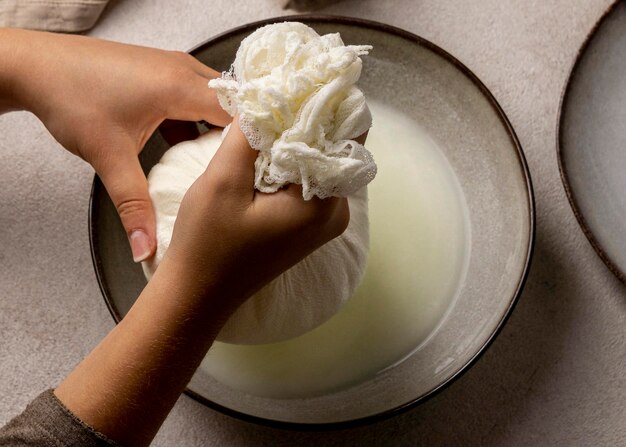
[0,0,109,32]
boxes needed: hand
[1,28,230,262]
[55,117,352,446]
[162,116,351,313]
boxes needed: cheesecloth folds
[208,21,377,200]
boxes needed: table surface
[1,0,624,445]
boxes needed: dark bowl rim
[556,0,626,285]
[89,13,536,432]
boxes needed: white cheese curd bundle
[144,22,375,344]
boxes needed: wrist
[145,253,245,324]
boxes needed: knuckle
[164,64,195,86]
[297,203,325,228]
[198,169,241,201]
[323,200,350,239]
[289,199,349,246]
[331,201,350,236]
[208,174,237,195]
[170,50,195,63]
[116,197,151,221]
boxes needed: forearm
[54,256,241,446]
[0,28,61,116]
[0,28,27,113]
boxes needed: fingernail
[129,230,151,263]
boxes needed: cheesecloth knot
[208,21,376,200]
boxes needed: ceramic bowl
[90,15,534,428]
[558,1,626,283]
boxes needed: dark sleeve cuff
[0,389,121,447]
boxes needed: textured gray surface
[0,0,624,446]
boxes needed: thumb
[204,116,258,201]
[96,149,156,263]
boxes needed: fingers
[186,57,232,124]
[165,73,231,126]
[253,184,350,243]
[203,116,258,202]
[96,148,156,263]
[203,83,232,126]
[160,54,231,129]
[191,60,221,80]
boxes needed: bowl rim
[89,13,536,431]
[556,0,626,285]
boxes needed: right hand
[158,116,351,316]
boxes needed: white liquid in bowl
[198,101,470,399]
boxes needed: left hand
[2,28,230,261]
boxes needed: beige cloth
[0,0,110,32]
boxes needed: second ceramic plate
[558,1,626,282]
